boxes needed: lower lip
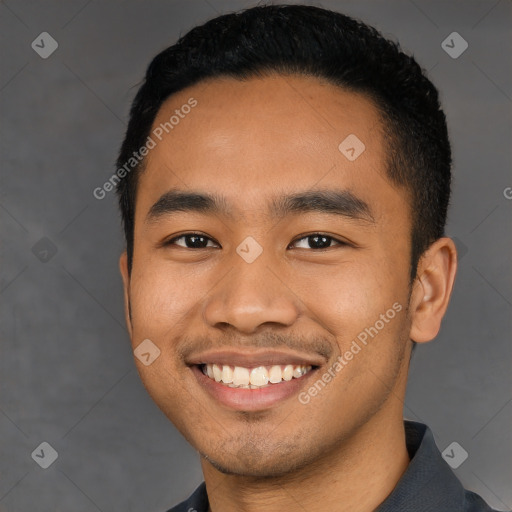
[191,365,319,411]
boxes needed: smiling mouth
[199,363,316,389]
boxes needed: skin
[119,74,457,512]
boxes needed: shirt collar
[376,420,466,511]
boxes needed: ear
[119,251,133,339]
[409,237,458,343]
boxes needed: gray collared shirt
[166,421,506,512]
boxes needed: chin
[204,457,303,478]
[200,441,317,478]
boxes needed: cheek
[128,258,200,338]
[291,257,403,339]
[294,257,411,404]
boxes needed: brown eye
[165,233,219,249]
[290,234,346,250]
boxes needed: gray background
[0,0,511,511]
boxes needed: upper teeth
[203,363,313,388]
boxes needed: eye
[289,233,347,250]
[162,232,347,250]
[164,233,220,249]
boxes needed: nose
[202,253,300,334]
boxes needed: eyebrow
[146,188,375,224]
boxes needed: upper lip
[186,349,325,368]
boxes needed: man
[115,4,505,511]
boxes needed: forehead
[137,74,406,224]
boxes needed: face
[121,74,419,477]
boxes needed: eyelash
[162,232,349,250]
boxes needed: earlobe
[119,252,133,339]
[409,237,458,343]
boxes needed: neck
[201,414,410,512]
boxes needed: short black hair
[115,3,451,280]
